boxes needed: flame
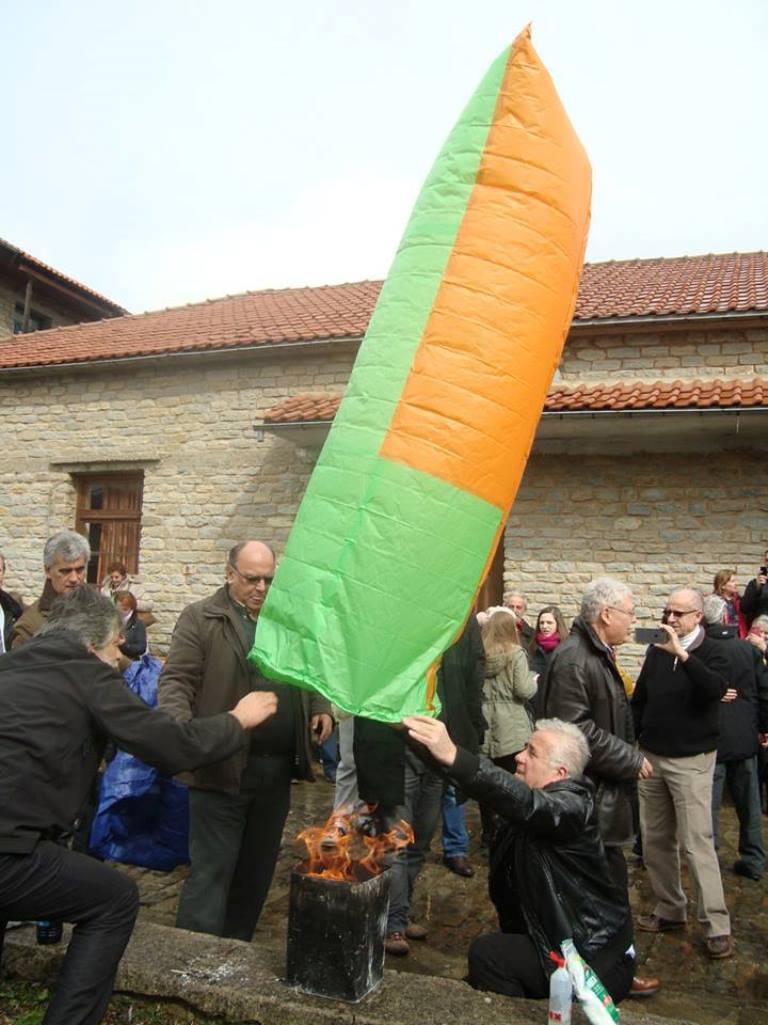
[296,804,414,881]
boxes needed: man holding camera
[742,549,768,627]
[631,588,732,958]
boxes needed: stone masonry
[1,316,767,660]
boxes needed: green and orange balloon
[251,26,591,721]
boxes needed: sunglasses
[229,564,274,587]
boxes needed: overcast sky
[2,0,766,313]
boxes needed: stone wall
[1,347,354,650]
[2,335,767,664]
[561,324,768,380]
[503,449,767,676]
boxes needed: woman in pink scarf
[528,605,569,681]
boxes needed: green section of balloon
[249,29,591,721]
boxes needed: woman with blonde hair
[712,569,747,638]
[480,611,537,769]
[478,611,537,847]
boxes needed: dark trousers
[379,748,445,933]
[712,757,765,875]
[604,845,629,896]
[176,753,292,940]
[468,932,634,1003]
[0,841,139,1025]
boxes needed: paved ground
[121,773,768,1025]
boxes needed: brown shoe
[384,931,410,956]
[405,922,428,941]
[442,855,474,877]
[706,935,733,959]
[636,913,686,933]
[629,975,661,997]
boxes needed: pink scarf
[536,632,561,651]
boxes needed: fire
[297,804,414,881]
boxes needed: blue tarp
[89,655,190,871]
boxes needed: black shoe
[733,859,762,881]
[442,855,474,878]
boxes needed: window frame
[74,471,144,585]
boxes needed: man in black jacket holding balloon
[403,713,635,1003]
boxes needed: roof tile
[263,377,768,424]
[1,252,767,371]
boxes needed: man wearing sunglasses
[159,540,332,941]
[631,589,732,958]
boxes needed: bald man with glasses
[631,588,733,959]
[158,541,332,941]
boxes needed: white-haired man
[539,577,657,996]
[631,588,732,958]
[10,529,90,648]
[404,715,636,1004]
[503,592,534,647]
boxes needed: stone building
[0,237,126,337]
[1,251,766,669]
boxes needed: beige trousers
[639,748,731,938]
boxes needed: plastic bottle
[548,951,572,1025]
[36,920,63,945]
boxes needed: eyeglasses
[663,607,698,619]
[228,563,274,587]
[607,605,635,619]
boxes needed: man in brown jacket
[158,540,332,941]
[11,530,90,649]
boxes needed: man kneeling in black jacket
[0,587,277,1025]
[403,714,635,1004]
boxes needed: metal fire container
[286,863,390,1002]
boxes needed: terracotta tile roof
[575,251,768,320]
[263,394,344,423]
[0,281,381,370]
[0,237,127,315]
[263,378,768,424]
[0,251,766,371]
[546,377,768,411]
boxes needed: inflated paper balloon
[251,26,591,721]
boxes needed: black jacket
[0,632,246,853]
[704,624,768,763]
[742,579,768,626]
[450,749,632,972]
[119,612,147,659]
[539,617,642,845]
[0,589,23,650]
[355,616,486,806]
[631,629,729,757]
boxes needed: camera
[635,627,667,644]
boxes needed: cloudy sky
[2,0,765,313]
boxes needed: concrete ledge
[4,921,695,1025]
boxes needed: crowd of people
[0,529,767,1024]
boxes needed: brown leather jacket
[10,581,57,649]
[158,586,330,792]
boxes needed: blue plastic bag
[89,655,190,870]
